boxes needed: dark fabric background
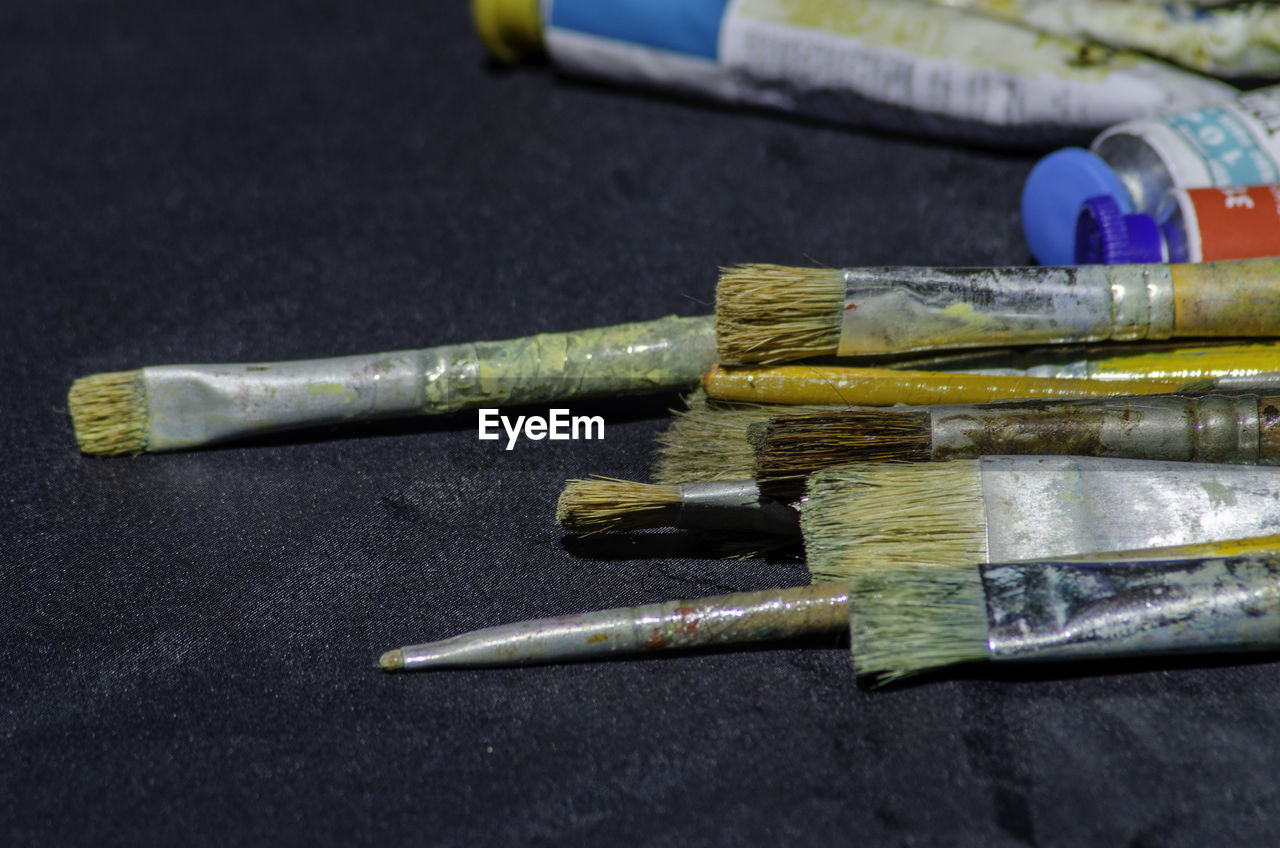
[5,2,1278,845]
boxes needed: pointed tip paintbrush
[377,550,1280,682]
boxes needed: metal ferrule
[141,315,716,451]
[835,264,1175,356]
[977,455,1280,564]
[982,554,1280,662]
[675,481,801,535]
[928,394,1263,464]
[397,583,850,670]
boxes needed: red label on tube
[1187,185,1280,262]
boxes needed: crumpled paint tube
[931,0,1280,79]
[473,0,1235,147]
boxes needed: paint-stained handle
[984,554,1280,662]
[929,393,1267,464]
[1171,258,1280,336]
[143,315,716,451]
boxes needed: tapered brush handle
[702,364,1194,406]
[836,259,1280,357]
[926,393,1280,464]
[383,582,850,671]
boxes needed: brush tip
[556,477,682,533]
[67,370,147,456]
[379,649,405,672]
[714,263,845,364]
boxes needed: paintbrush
[801,456,1280,581]
[754,392,1280,495]
[377,547,1280,678]
[557,477,798,536]
[715,259,1280,364]
[851,552,1280,683]
[558,458,1280,576]
[67,314,715,455]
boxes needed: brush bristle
[715,263,844,364]
[67,370,147,456]
[651,391,835,484]
[556,477,683,533]
[800,460,987,581]
[756,410,932,492]
[850,562,989,682]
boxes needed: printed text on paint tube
[478,408,605,450]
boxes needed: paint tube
[1024,85,1280,264]
[930,0,1280,80]
[472,0,1234,147]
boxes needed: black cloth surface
[5,2,1278,845]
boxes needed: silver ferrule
[977,455,1280,564]
[982,554,1280,662]
[140,315,716,451]
[675,481,801,535]
[835,264,1174,357]
[396,583,849,670]
[929,393,1261,464]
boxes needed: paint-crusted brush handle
[927,393,1280,464]
[141,314,716,451]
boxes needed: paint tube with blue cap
[472,0,1234,148]
[1025,85,1280,265]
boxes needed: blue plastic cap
[1022,147,1133,265]
[1075,195,1163,264]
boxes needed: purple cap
[1075,195,1163,264]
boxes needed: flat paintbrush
[377,549,1280,682]
[715,258,1280,364]
[755,392,1280,495]
[67,314,715,455]
[801,456,1280,580]
[556,477,798,536]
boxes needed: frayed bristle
[715,263,844,364]
[756,410,932,493]
[800,460,987,581]
[67,370,147,456]
[556,477,683,533]
[651,391,835,484]
[850,562,989,683]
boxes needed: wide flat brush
[377,549,1280,681]
[756,392,1280,494]
[851,552,1280,683]
[67,314,715,455]
[715,258,1280,364]
[801,456,1280,581]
